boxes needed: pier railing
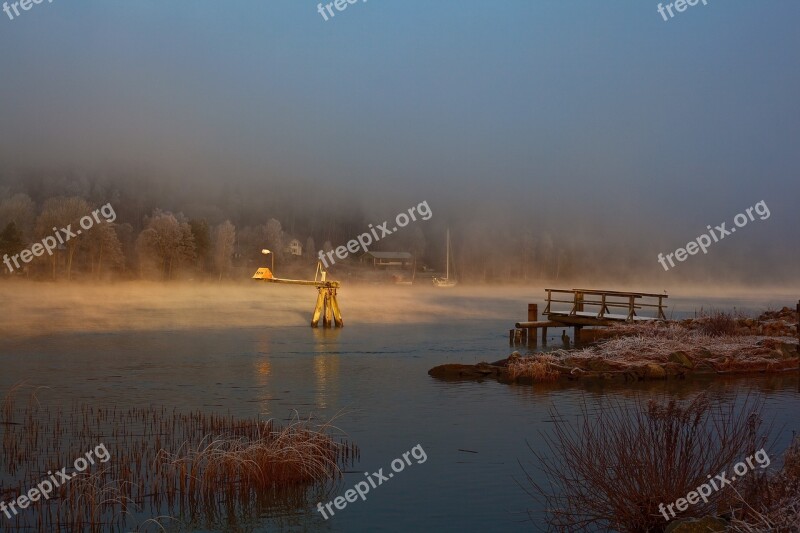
[543,288,668,321]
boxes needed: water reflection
[254,331,273,413]
[313,328,342,409]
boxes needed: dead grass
[727,436,800,532]
[0,386,357,531]
[507,354,560,382]
[696,309,738,337]
[548,323,796,365]
[524,393,766,532]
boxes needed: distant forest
[0,170,623,283]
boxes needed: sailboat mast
[445,229,450,279]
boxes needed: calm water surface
[1,291,798,532]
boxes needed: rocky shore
[429,307,799,384]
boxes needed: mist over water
[1,282,796,341]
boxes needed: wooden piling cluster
[510,304,561,346]
[312,286,343,328]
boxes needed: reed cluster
[0,385,357,531]
[524,393,767,532]
[507,354,560,382]
[728,436,800,532]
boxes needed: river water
[0,288,798,532]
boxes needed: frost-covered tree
[136,210,196,280]
[0,193,35,241]
[85,223,124,278]
[212,220,236,281]
[35,196,91,280]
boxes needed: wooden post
[311,288,326,327]
[542,326,548,345]
[323,291,333,328]
[330,289,344,327]
[574,325,582,346]
[509,329,515,345]
[527,304,538,345]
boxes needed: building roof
[363,252,413,259]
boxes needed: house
[360,251,413,269]
[285,238,303,256]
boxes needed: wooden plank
[515,320,561,328]
[572,288,668,298]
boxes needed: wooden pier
[511,288,668,346]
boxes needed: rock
[585,358,619,372]
[489,351,523,367]
[645,363,667,379]
[768,349,786,360]
[665,516,727,533]
[428,363,501,380]
[695,347,715,360]
[662,363,687,378]
[668,351,694,368]
[777,342,799,359]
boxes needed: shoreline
[430,309,800,385]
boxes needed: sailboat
[432,229,457,288]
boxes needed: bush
[524,394,765,532]
[699,310,738,337]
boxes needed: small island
[429,307,799,384]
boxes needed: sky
[0,0,798,282]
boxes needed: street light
[261,249,274,273]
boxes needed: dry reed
[523,393,766,532]
[506,323,798,380]
[727,436,800,532]
[0,386,357,532]
[507,354,560,382]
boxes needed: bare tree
[212,220,236,281]
[35,196,90,280]
[305,236,315,259]
[235,225,267,267]
[85,223,124,278]
[0,222,25,275]
[189,219,211,273]
[264,218,284,258]
[0,193,36,241]
[136,210,196,280]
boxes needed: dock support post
[312,287,344,328]
[527,304,538,346]
[509,329,515,345]
[574,325,583,346]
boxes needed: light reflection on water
[0,292,798,532]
